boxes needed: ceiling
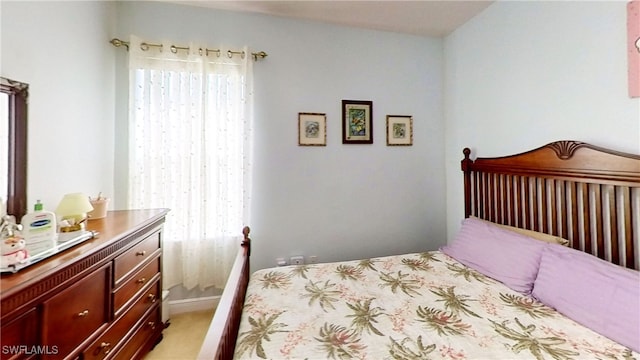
[161,1,494,37]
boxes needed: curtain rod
[109,38,268,61]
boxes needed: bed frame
[196,140,640,360]
[462,140,640,270]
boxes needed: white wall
[114,2,447,271]
[444,1,640,244]
[1,1,116,213]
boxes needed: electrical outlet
[276,257,287,266]
[308,255,318,264]
[290,256,304,265]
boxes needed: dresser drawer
[0,308,38,360]
[113,256,160,315]
[111,306,161,360]
[84,280,161,360]
[41,265,110,359]
[114,229,161,285]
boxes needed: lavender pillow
[441,217,546,294]
[532,244,640,352]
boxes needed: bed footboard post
[461,147,473,218]
[197,227,252,360]
[242,226,251,256]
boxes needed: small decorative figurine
[1,235,28,267]
[0,215,28,268]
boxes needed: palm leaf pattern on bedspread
[491,317,579,360]
[233,251,638,359]
[346,299,385,336]
[235,312,288,359]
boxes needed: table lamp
[55,193,94,232]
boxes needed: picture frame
[342,100,373,144]
[386,115,413,146]
[628,0,639,97]
[298,112,326,146]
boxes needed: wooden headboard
[462,140,640,270]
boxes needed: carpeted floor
[144,309,215,360]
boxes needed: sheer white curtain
[127,35,253,291]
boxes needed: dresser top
[0,209,169,297]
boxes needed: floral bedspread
[233,251,637,360]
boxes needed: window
[127,37,253,290]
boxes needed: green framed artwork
[386,115,413,146]
[342,100,372,144]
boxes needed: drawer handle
[148,321,156,330]
[147,293,156,303]
[137,277,147,284]
[100,342,111,354]
[77,310,89,317]
[136,250,146,256]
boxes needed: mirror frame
[0,77,28,221]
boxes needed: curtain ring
[198,48,203,56]
[227,50,246,59]
[140,43,150,51]
[170,45,178,54]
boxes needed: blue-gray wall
[444,1,640,244]
[2,1,637,278]
[114,1,447,272]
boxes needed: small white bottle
[21,200,57,256]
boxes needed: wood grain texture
[462,140,640,269]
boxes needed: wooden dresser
[0,209,169,360]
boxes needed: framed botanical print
[386,115,413,146]
[342,100,372,144]
[298,112,326,146]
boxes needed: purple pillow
[532,244,640,352]
[441,217,546,294]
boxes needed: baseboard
[168,296,220,317]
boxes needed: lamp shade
[56,193,94,218]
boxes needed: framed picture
[342,100,373,144]
[628,0,639,97]
[386,115,413,146]
[298,112,326,146]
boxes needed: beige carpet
[144,309,215,360]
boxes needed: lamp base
[60,224,85,233]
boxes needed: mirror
[0,77,28,221]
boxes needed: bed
[197,140,640,360]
